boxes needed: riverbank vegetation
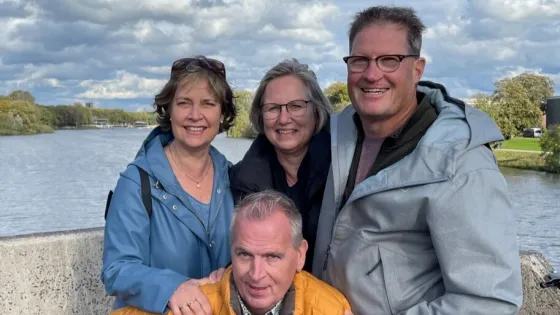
[494,125,560,173]
[0,90,156,136]
[494,150,547,172]
[539,125,560,173]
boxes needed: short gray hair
[230,190,304,248]
[349,6,426,55]
[250,58,332,134]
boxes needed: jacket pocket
[378,246,442,313]
[329,232,394,315]
[364,246,394,314]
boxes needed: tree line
[3,75,558,172]
[0,91,157,135]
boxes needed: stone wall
[0,229,558,315]
[519,250,560,315]
[0,228,113,315]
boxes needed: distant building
[93,117,109,128]
[134,121,148,128]
[546,96,560,128]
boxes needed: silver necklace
[170,145,211,189]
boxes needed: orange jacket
[110,267,351,315]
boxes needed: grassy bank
[494,150,548,172]
[501,138,541,151]
[0,125,54,136]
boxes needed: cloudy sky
[1,0,559,111]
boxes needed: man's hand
[168,279,212,315]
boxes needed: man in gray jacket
[312,5,523,315]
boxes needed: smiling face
[348,23,425,123]
[262,75,316,156]
[169,78,223,152]
[231,209,307,315]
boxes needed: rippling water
[0,129,558,270]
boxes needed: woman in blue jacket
[102,56,236,315]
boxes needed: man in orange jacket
[110,190,352,315]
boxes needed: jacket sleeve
[109,306,172,315]
[400,167,523,315]
[101,173,189,314]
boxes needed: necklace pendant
[196,183,200,189]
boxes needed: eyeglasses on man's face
[343,54,419,73]
[261,100,310,120]
[171,57,226,79]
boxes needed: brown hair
[349,6,426,55]
[154,56,236,133]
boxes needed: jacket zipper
[322,176,451,271]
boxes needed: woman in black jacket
[229,58,332,272]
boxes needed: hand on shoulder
[168,279,212,315]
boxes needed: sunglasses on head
[171,57,226,79]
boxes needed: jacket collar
[129,127,231,244]
[219,267,299,315]
[332,81,504,205]
[230,131,330,197]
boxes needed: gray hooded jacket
[312,83,523,315]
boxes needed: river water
[0,128,558,270]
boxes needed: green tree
[9,90,35,104]
[235,90,253,112]
[227,90,255,138]
[511,73,554,112]
[493,78,542,137]
[228,110,252,138]
[0,99,53,134]
[472,93,517,139]
[472,93,493,112]
[36,105,57,126]
[324,82,350,112]
[540,124,560,173]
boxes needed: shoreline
[493,149,555,173]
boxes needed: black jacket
[229,131,331,272]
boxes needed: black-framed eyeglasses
[261,100,311,120]
[343,54,419,73]
[171,57,226,79]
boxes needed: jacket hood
[129,127,231,188]
[338,81,504,152]
[330,80,505,206]
[415,81,504,149]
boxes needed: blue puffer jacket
[101,127,234,314]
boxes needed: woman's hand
[195,267,227,286]
[168,279,212,315]
[207,267,226,284]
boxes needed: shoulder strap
[137,167,153,218]
[104,167,153,220]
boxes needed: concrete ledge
[519,250,560,315]
[0,229,558,315]
[0,228,113,315]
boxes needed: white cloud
[0,0,558,106]
[77,71,167,99]
[470,0,560,21]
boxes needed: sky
[1,0,560,111]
